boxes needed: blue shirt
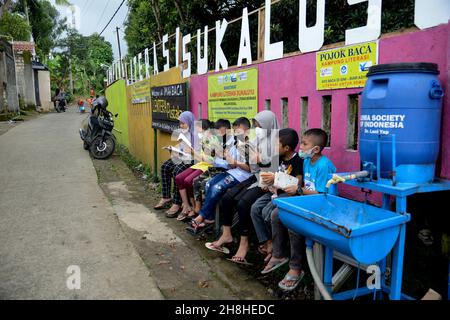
[226,144,253,182]
[303,156,336,193]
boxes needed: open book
[177,133,192,148]
[163,146,190,157]
[273,171,299,189]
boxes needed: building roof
[12,41,35,52]
[32,60,48,71]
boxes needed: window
[198,102,202,118]
[322,96,332,147]
[264,99,271,110]
[281,98,288,128]
[347,94,359,150]
[301,97,308,136]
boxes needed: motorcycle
[55,97,67,113]
[79,96,117,160]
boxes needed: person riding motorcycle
[54,88,67,112]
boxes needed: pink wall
[190,23,450,200]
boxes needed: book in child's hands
[273,171,299,189]
[259,171,274,188]
[163,146,190,157]
[177,133,192,148]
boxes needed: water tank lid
[367,63,439,76]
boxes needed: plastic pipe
[392,134,396,186]
[325,171,369,189]
[306,239,333,300]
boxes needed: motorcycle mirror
[115,113,118,117]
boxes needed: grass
[116,144,160,184]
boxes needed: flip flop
[176,211,189,221]
[278,271,305,291]
[261,257,289,274]
[227,256,253,266]
[166,207,181,218]
[153,199,172,210]
[205,242,230,255]
[186,220,214,235]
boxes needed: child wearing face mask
[186,117,253,235]
[156,111,196,217]
[261,128,336,292]
[191,119,234,217]
[174,119,218,221]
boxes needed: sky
[51,0,129,61]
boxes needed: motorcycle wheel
[83,141,89,150]
[89,136,115,160]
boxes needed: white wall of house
[38,70,51,111]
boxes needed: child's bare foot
[212,234,233,248]
[261,256,289,274]
[193,201,201,214]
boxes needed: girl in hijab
[154,111,196,217]
[204,110,280,265]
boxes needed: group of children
[153,110,336,291]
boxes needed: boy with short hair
[263,128,336,292]
[250,128,303,262]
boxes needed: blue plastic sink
[274,194,410,264]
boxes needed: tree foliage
[0,11,31,41]
[53,30,113,96]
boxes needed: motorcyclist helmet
[93,96,108,110]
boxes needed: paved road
[0,109,163,299]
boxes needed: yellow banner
[131,78,151,104]
[316,41,378,90]
[208,68,258,123]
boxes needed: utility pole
[116,27,122,78]
[69,57,74,95]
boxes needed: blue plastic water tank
[360,63,444,183]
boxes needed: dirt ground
[92,153,318,300]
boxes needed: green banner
[208,68,258,123]
[131,78,151,104]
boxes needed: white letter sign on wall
[182,33,191,78]
[264,0,283,61]
[133,56,138,82]
[144,48,150,78]
[345,0,382,45]
[162,34,170,71]
[175,27,180,67]
[415,0,450,29]
[138,52,142,81]
[197,26,208,75]
[237,7,252,67]
[215,19,229,72]
[128,60,131,83]
[299,0,325,53]
[153,42,159,75]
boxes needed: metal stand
[317,178,450,300]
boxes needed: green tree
[56,30,113,96]
[0,11,31,41]
[28,0,65,63]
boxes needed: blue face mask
[298,146,316,159]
